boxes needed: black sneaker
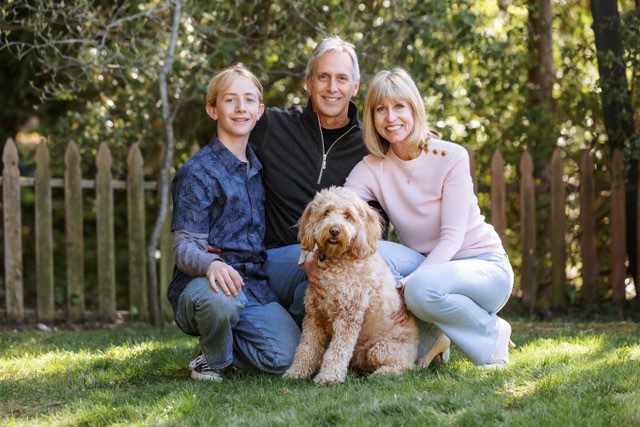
[190,355,222,382]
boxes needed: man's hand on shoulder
[206,259,244,297]
[299,251,319,287]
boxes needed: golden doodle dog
[284,186,435,385]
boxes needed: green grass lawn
[1,322,640,426]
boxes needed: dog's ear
[297,201,317,251]
[354,203,382,257]
[363,204,382,250]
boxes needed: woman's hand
[206,259,244,297]
[300,251,319,287]
[391,282,411,326]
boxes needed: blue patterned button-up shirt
[168,136,277,311]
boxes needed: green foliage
[1,323,640,424]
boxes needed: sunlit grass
[1,323,640,425]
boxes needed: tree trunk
[527,0,555,176]
[526,0,555,312]
[146,0,182,326]
[589,0,638,287]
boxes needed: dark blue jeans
[175,277,300,373]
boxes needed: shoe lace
[189,354,206,370]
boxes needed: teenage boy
[168,64,300,381]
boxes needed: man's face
[306,50,359,128]
[207,75,264,141]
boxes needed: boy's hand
[207,260,244,297]
[300,251,319,287]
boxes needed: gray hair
[305,35,360,82]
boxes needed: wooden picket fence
[2,139,174,323]
[1,138,638,324]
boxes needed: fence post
[490,149,506,243]
[611,149,626,306]
[2,138,24,323]
[35,140,54,322]
[520,148,537,313]
[96,143,116,319]
[65,142,85,320]
[159,205,174,322]
[467,148,478,195]
[579,150,597,308]
[159,168,175,323]
[127,143,148,320]
[550,149,566,310]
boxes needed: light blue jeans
[403,251,514,365]
[175,277,301,373]
[265,242,513,365]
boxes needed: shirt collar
[246,143,263,176]
[207,135,262,175]
[303,99,361,130]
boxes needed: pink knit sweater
[344,138,504,283]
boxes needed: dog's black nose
[329,227,340,237]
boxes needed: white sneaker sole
[191,369,222,382]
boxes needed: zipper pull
[317,153,327,184]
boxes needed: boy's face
[207,75,264,140]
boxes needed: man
[248,36,367,324]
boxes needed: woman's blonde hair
[206,63,263,106]
[362,68,432,158]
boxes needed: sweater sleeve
[400,148,472,284]
[170,161,221,276]
[173,230,222,277]
[344,159,375,202]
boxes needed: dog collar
[318,251,326,262]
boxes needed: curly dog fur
[284,187,423,385]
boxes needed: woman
[344,68,514,368]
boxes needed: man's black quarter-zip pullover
[249,100,368,248]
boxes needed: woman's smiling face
[372,98,415,147]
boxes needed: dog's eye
[344,212,352,220]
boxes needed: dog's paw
[313,369,345,386]
[283,366,312,380]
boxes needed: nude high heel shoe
[482,317,513,370]
[418,333,451,368]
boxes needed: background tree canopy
[1,0,639,316]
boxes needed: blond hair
[362,68,433,158]
[206,63,263,106]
